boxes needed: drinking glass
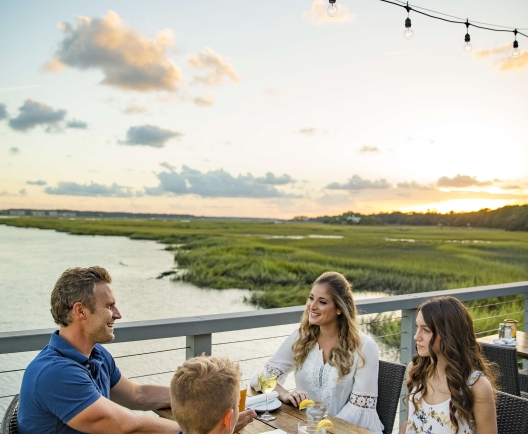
[239,381,247,412]
[298,421,325,434]
[306,401,329,422]
[257,365,277,421]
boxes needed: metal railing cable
[113,346,189,359]
[212,335,290,347]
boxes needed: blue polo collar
[49,331,104,378]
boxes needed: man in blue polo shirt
[18,266,256,434]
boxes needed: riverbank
[2,217,526,335]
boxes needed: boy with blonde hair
[171,356,251,434]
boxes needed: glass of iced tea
[257,365,277,421]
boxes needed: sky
[0,0,527,219]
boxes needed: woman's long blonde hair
[292,271,364,378]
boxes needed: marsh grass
[2,218,527,339]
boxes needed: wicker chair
[496,390,528,434]
[1,394,19,434]
[480,342,521,396]
[377,360,406,434]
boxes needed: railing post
[186,334,212,359]
[524,295,528,369]
[399,308,417,427]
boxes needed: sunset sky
[1,0,527,219]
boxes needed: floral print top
[406,371,482,434]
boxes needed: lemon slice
[298,399,315,410]
[317,419,333,431]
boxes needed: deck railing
[1,281,527,430]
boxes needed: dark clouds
[437,174,492,188]
[7,99,87,133]
[9,99,66,132]
[145,165,297,198]
[66,120,88,129]
[45,181,134,197]
[326,175,391,190]
[121,124,183,147]
[256,173,294,185]
[27,180,47,186]
[9,147,20,155]
[44,11,182,92]
[397,181,433,190]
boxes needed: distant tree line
[298,204,528,231]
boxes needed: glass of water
[298,421,325,434]
[306,401,329,422]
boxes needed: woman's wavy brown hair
[292,271,364,378]
[406,296,497,431]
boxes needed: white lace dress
[250,330,384,434]
[405,371,482,434]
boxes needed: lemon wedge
[317,419,333,431]
[298,399,315,410]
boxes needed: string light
[463,19,473,54]
[404,2,414,40]
[325,0,528,55]
[327,0,338,17]
[513,30,520,58]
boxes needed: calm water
[0,223,390,417]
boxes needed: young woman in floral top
[251,271,383,433]
[399,296,497,434]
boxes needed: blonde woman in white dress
[251,271,384,434]
[399,296,497,434]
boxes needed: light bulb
[327,3,338,17]
[512,40,520,58]
[463,33,472,54]
[463,42,473,54]
[404,18,413,40]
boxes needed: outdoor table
[155,401,375,434]
[477,330,528,359]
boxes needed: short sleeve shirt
[18,331,122,434]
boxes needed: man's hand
[235,409,256,432]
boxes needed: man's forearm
[132,384,171,411]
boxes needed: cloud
[299,127,327,136]
[159,161,176,171]
[9,99,66,132]
[8,147,19,155]
[19,189,27,195]
[123,101,148,114]
[27,180,47,186]
[437,174,493,188]
[193,95,214,107]
[302,0,356,25]
[44,10,183,92]
[187,47,241,86]
[326,175,391,190]
[66,119,88,129]
[359,146,379,153]
[475,43,528,71]
[145,165,298,198]
[256,173,294,185]
[0,103,7,120]
[500,184,521,190]
[120,124,183,147]
[397,181,434,190]
[45,181,134,197]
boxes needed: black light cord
[379,0,528,38]
[386,0,528,31]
